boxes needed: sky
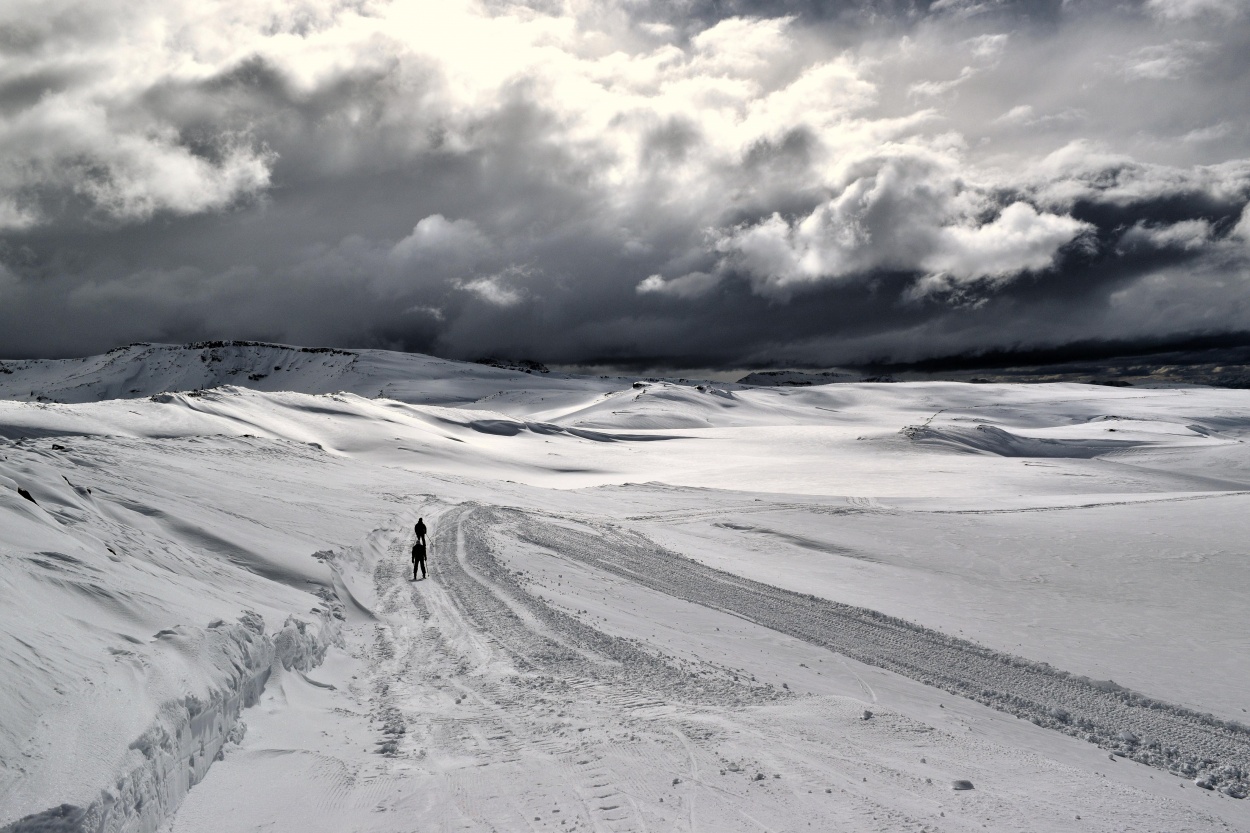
[0,0,1248,368]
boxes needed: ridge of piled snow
[5,612,337,833]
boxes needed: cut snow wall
[2,610,340,833]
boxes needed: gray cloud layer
[0,0,1248,367]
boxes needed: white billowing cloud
[715,147,1089,297]
[744,57,878,141]
[0,0,297,227]
[923,203,1092,282]
[636,271,720,298]
[1232,204,1250,241]
[365,215,493,297]
[1119,219,1213,251]
[285,214,492,301]
[455,269,528,307]
[390,215,489,266]
[0,101,273,227]
[716,147,968,292]
[83,138,274,222]
[0,6,880,230]
[1028,141,1250,209]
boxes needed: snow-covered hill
[1,347,1249,832]
[0,341,614,407]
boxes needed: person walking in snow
[411,539,427,581]
[414,517,427,546]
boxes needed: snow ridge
[2,610,340,833]
[0,342,361,405]
[0,342,605,408]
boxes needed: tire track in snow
[360,508,683,833]
[436,504,781,710]
[426,503,774,832]
[335,510,1232,833]
[423,508,929,833]
[496,506,1250,798]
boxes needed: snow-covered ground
[1,344,1248,832]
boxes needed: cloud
[636,271,720,298]
[1144,0,1246,21]
[1027,141,1250,210]
[1118,219,1213,252]
[1120,40,1213,81]
[923,202,1092,283]
[390,215,489,263]
[908,66,977,99]
[714,147,1090,297]
[930,0,1010,19]
[966,33,1010,60]
[455,267,530,307]
[993,104,1086,130]
[1180,122,1234,143]
[0,0,1246,369]
[994,104,1036,125]
[1232,204,1250,242]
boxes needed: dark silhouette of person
[412,540,427,580]
[414,517,427,546]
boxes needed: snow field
[2,346,1249,831]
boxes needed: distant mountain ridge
[0,342,596,406]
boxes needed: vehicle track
[324,507,1239,833]
[491,505,1250,797]
[433,504,781,709]
[353,507,798,832]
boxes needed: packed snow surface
[0,343,1248,832]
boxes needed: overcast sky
[0,0,1248,366]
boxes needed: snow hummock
[1,344,1248,832]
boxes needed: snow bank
[0,413,394,833]
[3,610,339,833]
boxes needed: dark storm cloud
[0,0,1248,367]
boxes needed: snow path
[168,508,1241,833]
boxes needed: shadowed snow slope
[1,346,1249,832]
